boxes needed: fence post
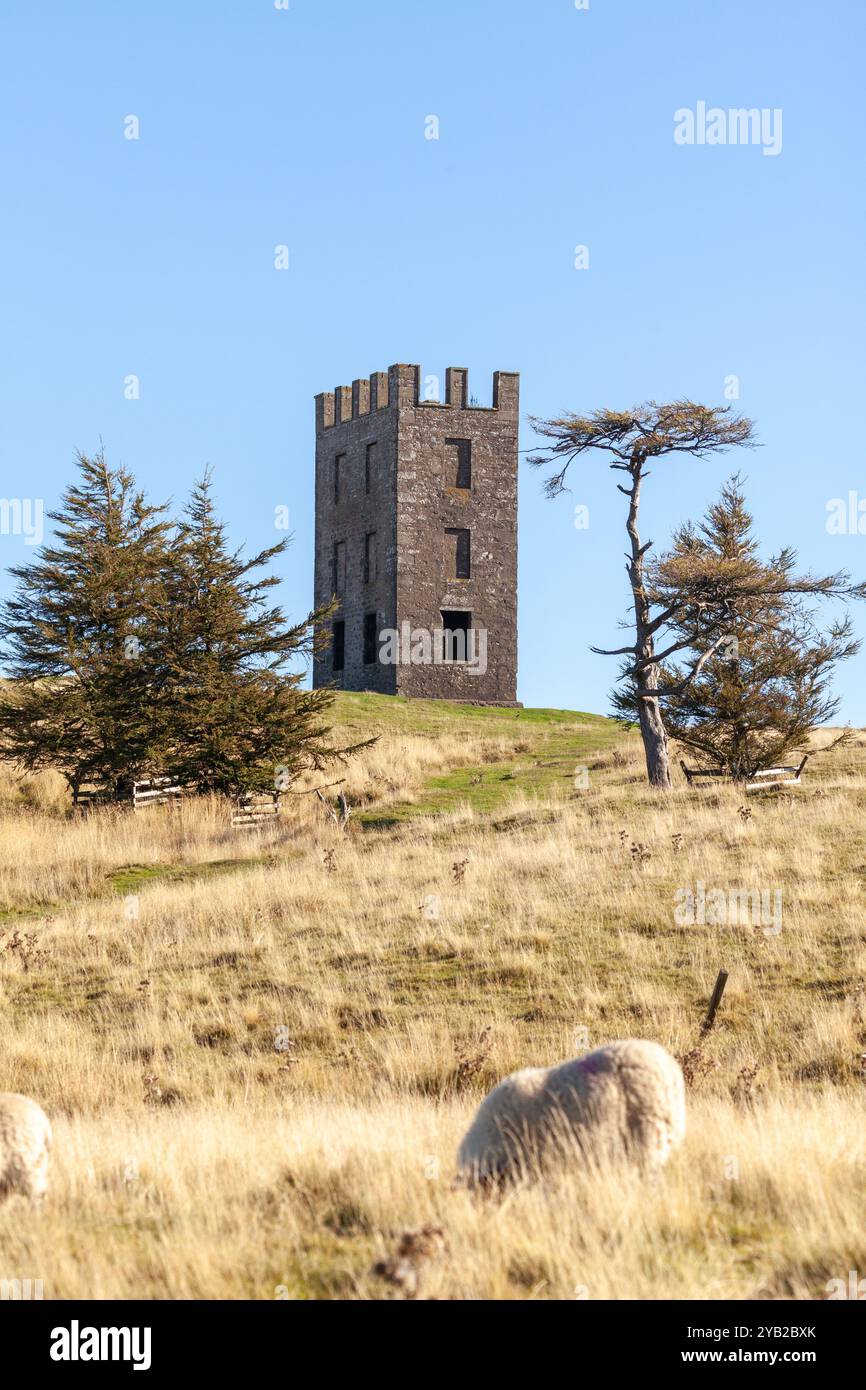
[701,969,729,1033]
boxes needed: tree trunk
[637,684,672,789]
[625,461,673,791]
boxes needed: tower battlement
[315,365,519,429]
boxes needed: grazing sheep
[0,1094,52,1201]
[457,1040,685,1186]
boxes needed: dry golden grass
[1,699,865,1300]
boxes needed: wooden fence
[680,755,809,792]
[231,791,281,828]
[72,784,115,812]
[132,777,187,810]
[73,777,282,829]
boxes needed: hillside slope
[1,695,865,1299]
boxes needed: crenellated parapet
[315,365,518,431]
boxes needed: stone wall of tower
[313,371,398,694]
[314,363,519,706]
[391,364,518,704]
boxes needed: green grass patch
[105,858,270,896]
[343,694,626,826]
[0,905,56,925]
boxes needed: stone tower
[313,363,518,705]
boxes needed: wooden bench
[680,755,809,793]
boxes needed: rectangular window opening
[365,442,377,493]
[332,620,345,672]
[445,527,471,579]
[332,540,346,593]
[363,612,378,666]
[364,531,377,584]
[445,438,472,489]
[334,453,345,504]
[441,610,472,663]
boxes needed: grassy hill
[331,692,623,823]
[1,693,865,1299]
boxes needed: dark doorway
[441,610,471,662]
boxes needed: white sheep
[0,1093,52,1201]
[456,1039,685,1186]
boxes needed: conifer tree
[614,476,865,775]
[0,451,170,799]
[153,471,347,796]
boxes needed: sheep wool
[457,1039,685,1184]
[0,1093,52,1200]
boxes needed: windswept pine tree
[153,470,352,796]
[614,476,865,775]
[529,401,758,789]
[0,451,170,799]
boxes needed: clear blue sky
[1,0,864,720]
